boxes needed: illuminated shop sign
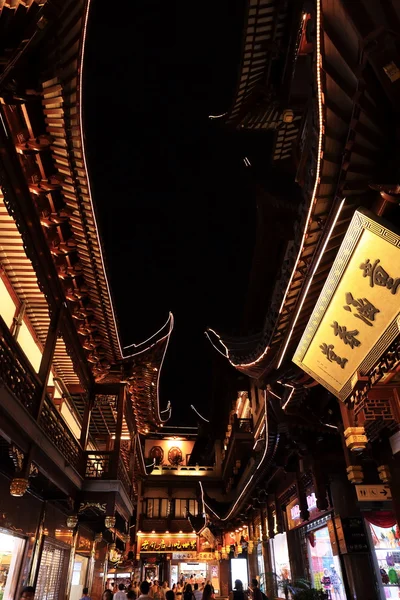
[290,493,317,521]
[293,209,400,401]
[138,537,197,553]
[172,552,197,560]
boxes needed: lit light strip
[205,0,324,372]
[79,0,125,359]
[201,390,268,521]
[155,314,174,423]
[123,313,173,358]
[281,385,295,411]
[204,330,228,358]
[0,110,9,138]
[253,424,265,449]
[206,328,271,369]
[135,434,146,473]
[208,112,228,119]
[276,197,346,369]
[277,0,324,317]
[191,405,210,423]
[123,317,171,351]
[80,2,173,363]
[268,389,282,401]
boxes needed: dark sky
[84,1,255,425]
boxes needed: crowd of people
[18,576,266,600]
[100,579,217,600]
[97,577,266,600]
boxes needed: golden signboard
[293,209,400,401]
[138,537,197,553]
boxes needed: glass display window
[306,524,346,600]
[365,513,400,600]
[0,532,26,600]
[271,533,291,582]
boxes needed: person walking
[193,583,202,600]
[138,581,153,600]
[183,584,195,600]
[114,584,127,600]
[229,580,248,600]
[80,588,91,600]
[201,584,214,600]
[20,587,35,600]
[152,583,163,600]
[250,579,265,600]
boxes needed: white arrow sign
[356,485,392,502]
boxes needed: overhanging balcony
[222,417,254,480]
[0,315,135,505]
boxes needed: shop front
[286,493,347,600]
[170,552,219,591]
[0,531,26,600]
[363,510,400,600]
[137,534,220,591]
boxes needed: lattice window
[35,538,70,600]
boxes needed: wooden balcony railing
[40,396,83,471]
[84,451,133,499]
[1,316,133,496]
[0,315,41,416]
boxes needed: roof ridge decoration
[206,0,325,378]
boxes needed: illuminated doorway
[0,532,25,600]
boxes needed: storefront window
[271,533,291,582]
[306,525,346,600]
[0,532,25,600]
[174,500,197,518]
[365,512,400,600]
[146,499,169,519]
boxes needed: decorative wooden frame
[293,208,400,401]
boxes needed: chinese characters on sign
[360,259,400,294]
[293,210,400,401]
[320,259,389,368]
[139,538,197,553]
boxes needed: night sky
[84,1,255,425]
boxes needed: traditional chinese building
[0,2,173,600]
[203,1,400,599]
[134,427,225,591]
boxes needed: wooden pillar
[35,307,61,419]
[65,526,79,599]
[111,384,126,477]
[266,502,275,539]
[295,471,309,522]
[80,390,95,450]
[28,500,46,586]
[330,475,378,600]
[312,459,329,511]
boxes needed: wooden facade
[0,2,173,599]
[204,1,400,599]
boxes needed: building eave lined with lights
[209,0,395,383]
